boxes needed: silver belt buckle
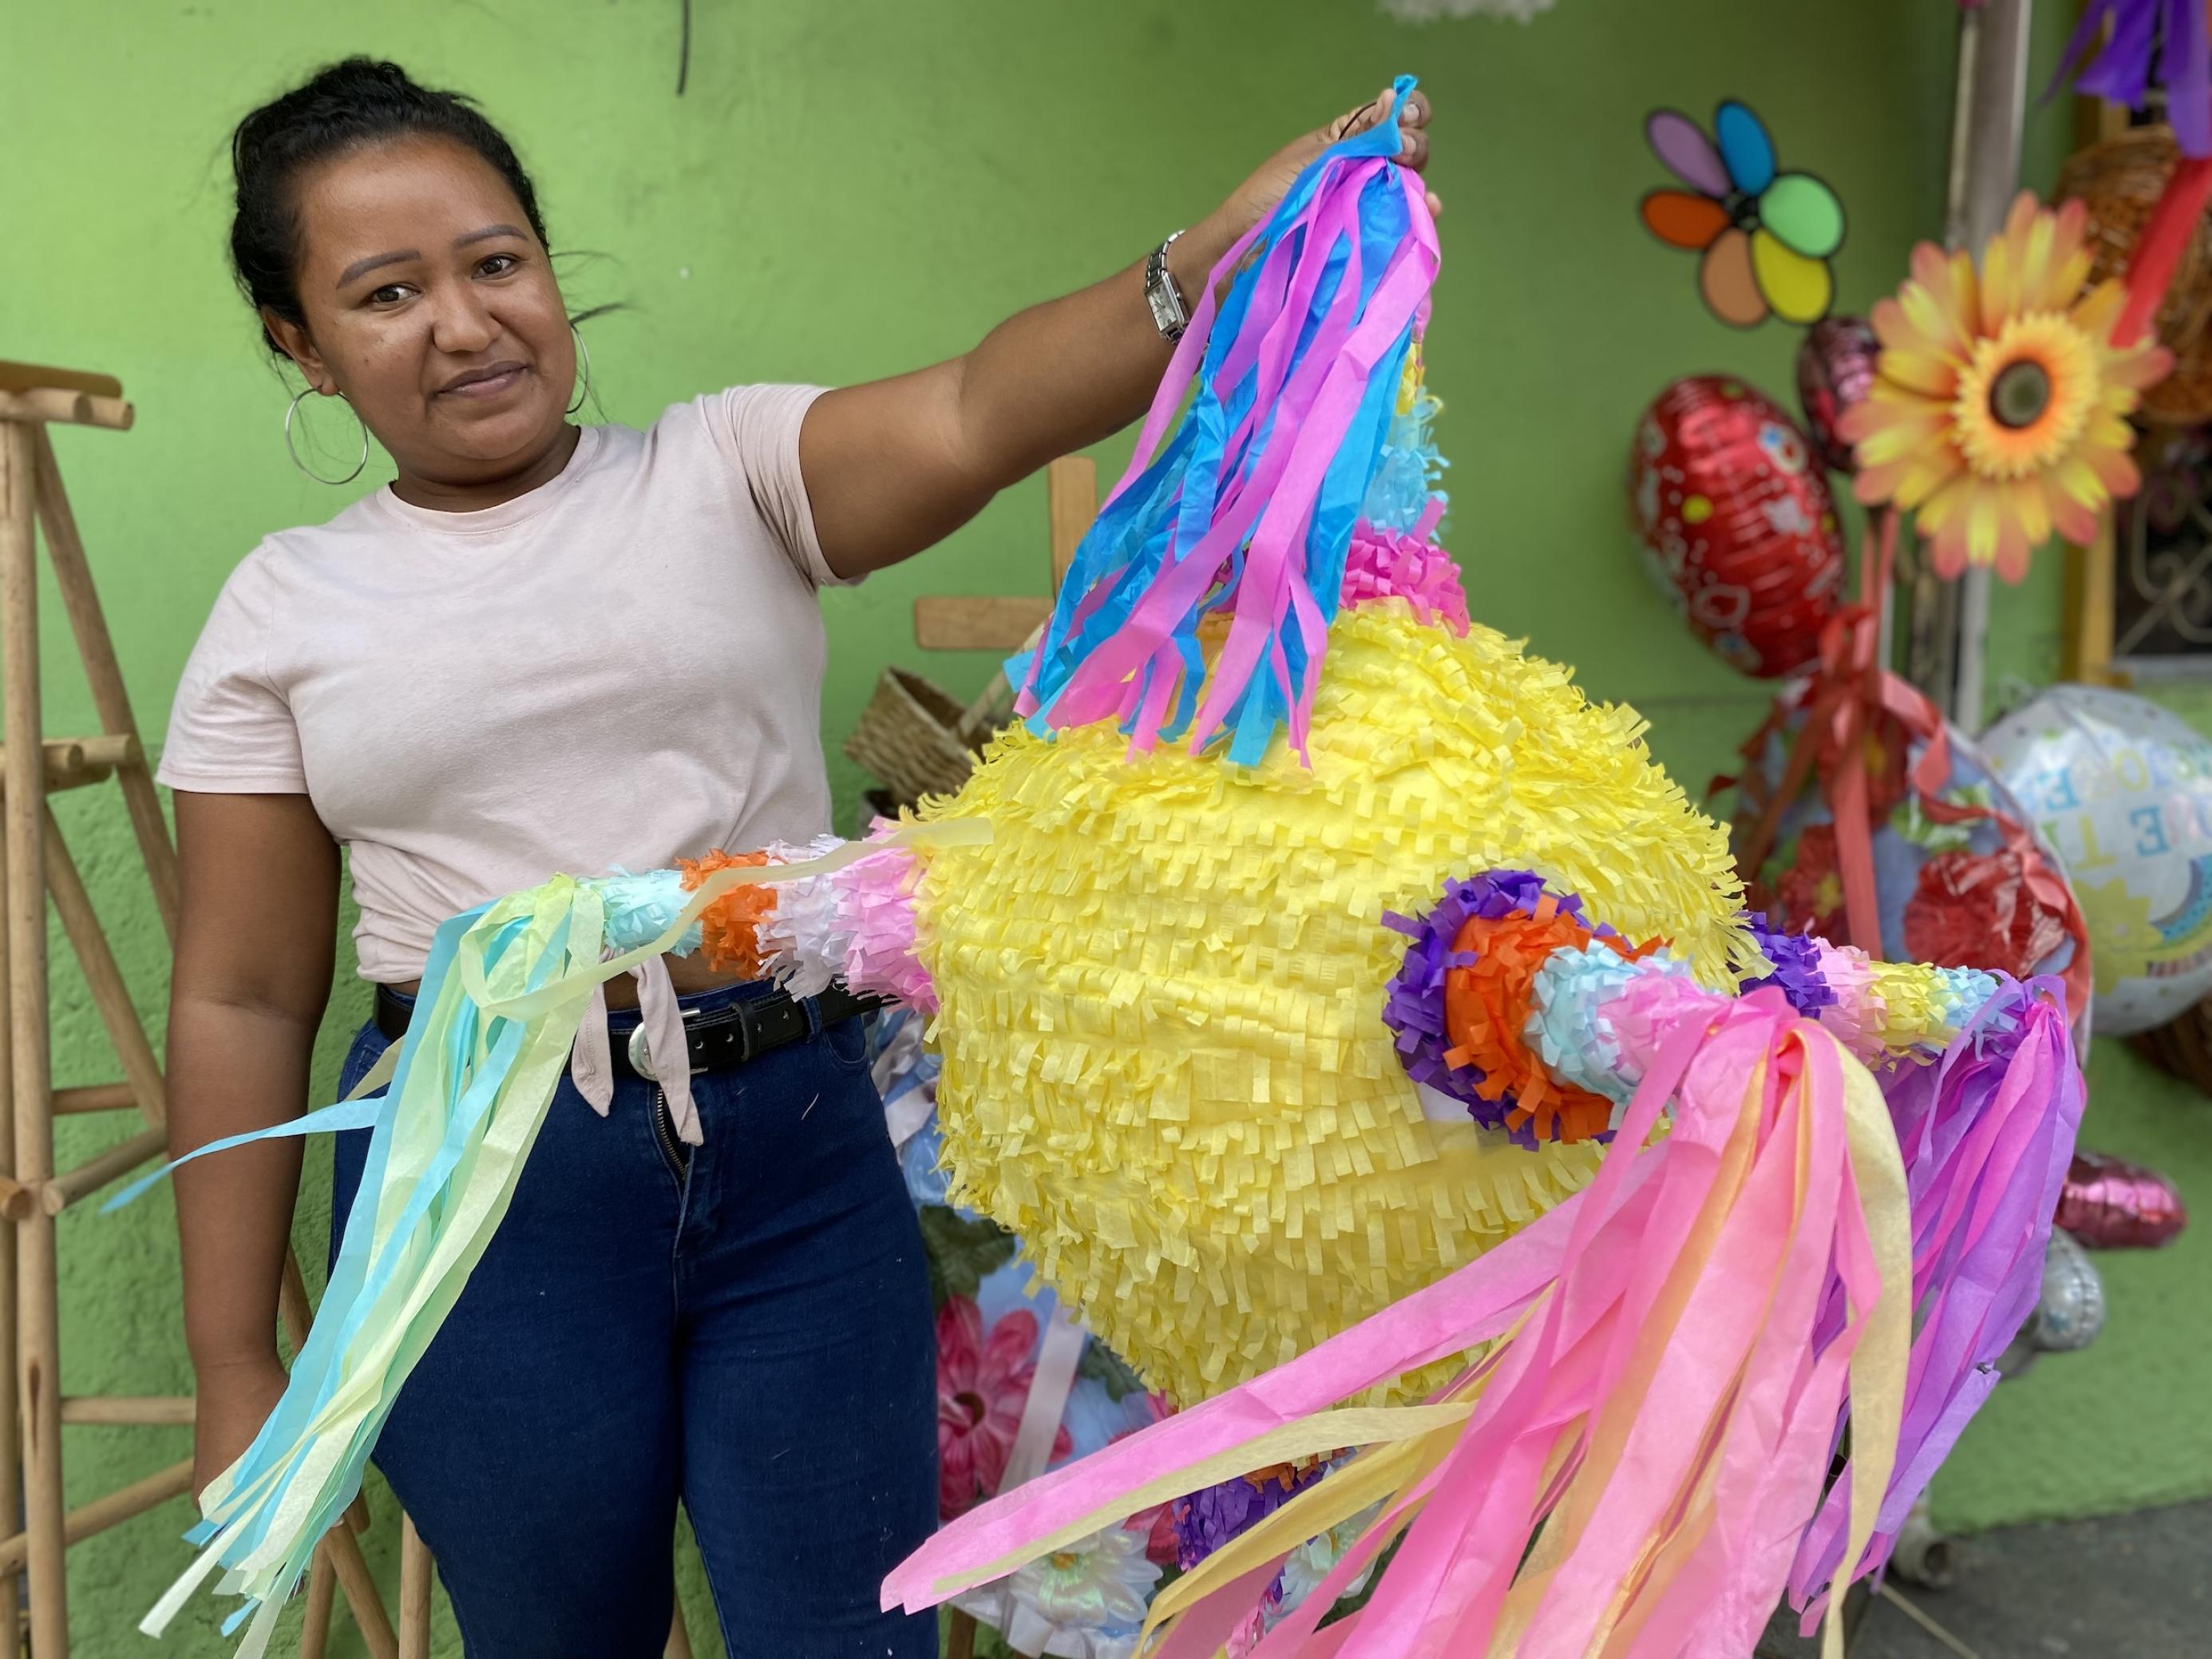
[627,1012,714,1082]
[627,1023,660,1082]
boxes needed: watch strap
[1146,232,1189,342]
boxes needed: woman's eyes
[362,255,520,307]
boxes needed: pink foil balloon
[2056,1150,2190,1249]
[1796,314,1879,474]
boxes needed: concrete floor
[1754,1499,2212,1659]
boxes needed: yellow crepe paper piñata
[916,601,1752,1402]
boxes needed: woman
[162,57,1435,1657]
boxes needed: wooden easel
[0,362,422,1657]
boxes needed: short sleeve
[155,552,307,794]
[696,383,853,588]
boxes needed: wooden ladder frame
[0,361,425,1657]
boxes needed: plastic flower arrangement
[1845,192,2170,579]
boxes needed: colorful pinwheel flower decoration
[1844,192,2172,581]
[1641,101,1846,327]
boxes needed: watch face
[1148,261,1185,335]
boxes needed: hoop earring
[566,320,593,417]
[284,387,369,486]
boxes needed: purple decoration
[1382,870,1597,1130]
[1788,977,2084,1614]
[2055,1,2210,157]
[1646,109,1732,197]
[1739,913,1837,1017]
[1171,1461,1330,1572]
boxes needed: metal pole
[1931,0,2036,733]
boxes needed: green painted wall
[2,2,2190,1653]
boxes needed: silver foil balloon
[1997,1229,2107,1376]
[2035,1229,2108,1352]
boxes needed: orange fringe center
[1442,897,1661,1146]
[677,849,775,978]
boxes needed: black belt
[374,980,880,1080]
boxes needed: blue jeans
[332,982,938,1658]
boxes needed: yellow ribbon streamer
[932,1401,1478,1602]
[1826,1036,1911,1659]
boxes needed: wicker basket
[2058,124,2212,426]
[843,665,991,811]
[2131,993,2212,1097]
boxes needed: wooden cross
[914,456,1097,655]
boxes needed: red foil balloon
[1902,845,2072,982]
[2057,1151,2190,1249]
[1628,376,1846,678]
[1796,314,1879,474]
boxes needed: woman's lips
[438,363,528,399]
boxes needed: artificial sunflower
[1844,191,2172,580]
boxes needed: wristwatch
[1146,232,1190,342]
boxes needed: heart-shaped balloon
[2057,1150,2190,1250]
[1628,374,1846,678]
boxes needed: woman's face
[267,136,574,487]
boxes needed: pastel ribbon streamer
[147,888,606,1655]
[1528,921,2074,1604]
[888,903,2083,1657]
[883,996,1913,1659]
[1788,977,2083,1616]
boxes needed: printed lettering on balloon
[1986,686,2212,1035]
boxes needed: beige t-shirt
[158,385,849,984]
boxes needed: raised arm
[798,85,1434,580]
[168,790,341,1498]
